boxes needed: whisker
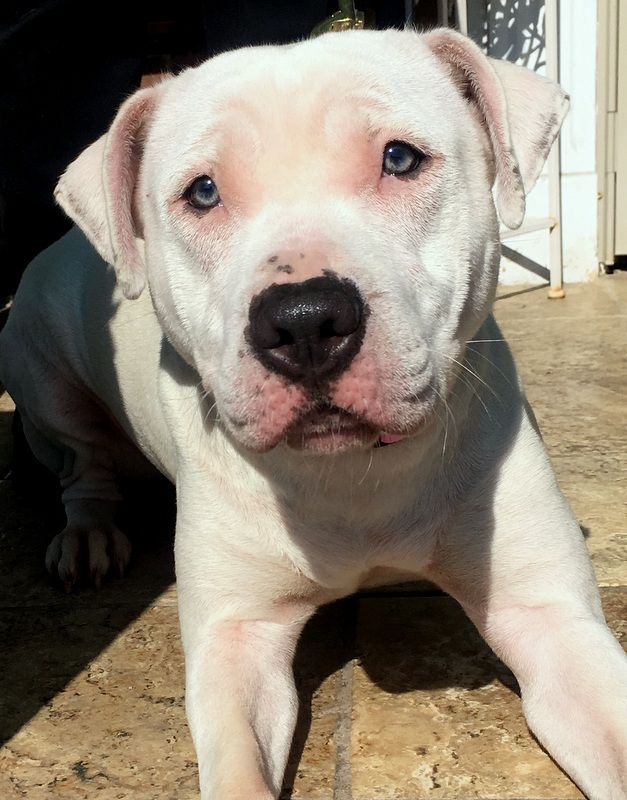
[440,352,504,409]
[357,446,375,486]
[432,386,455,459]
[465,344,515,389]
[422,344,499,420]
[451,368,494,419]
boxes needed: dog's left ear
[425,29,569,229]
[55,87,158,299]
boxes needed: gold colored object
[311,0,365,35]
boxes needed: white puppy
[1,28,625,800]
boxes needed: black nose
[247,275,367,383]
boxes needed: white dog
[1,27,625,800]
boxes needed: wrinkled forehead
[144,30,467,176]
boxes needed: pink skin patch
[331,355,382,413]
[225,365,308,452]
[378,433,406,445]
[331,348,398,429]
[228,353,411,452]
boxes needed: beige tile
[494,272,627,319]
[493,287,627,588]
[350,592,627,799]
[553,458,627,587]
[287,599,357,799]
[495,304,627,430]
[0,399,187,798]
[0,597,346,800]
[499,320,627,431]
[1,605,199,799]
[288,671,339,800]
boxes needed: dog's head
[55,29,567,454]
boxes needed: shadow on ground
[0,427,177,746]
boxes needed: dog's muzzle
[246,275,367,386]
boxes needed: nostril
[319,319,337,339]
[253,319,295,350]
[323,298,361,338]
[276,328,295,347]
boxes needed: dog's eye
[184,175,221,210]
[382,141,424,176]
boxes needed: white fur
[1,28,625,799]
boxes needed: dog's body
[1,28,626,799]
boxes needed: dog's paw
[45,524,132,591]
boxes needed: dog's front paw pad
[45,525,132,589]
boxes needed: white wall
[499,0,599,284]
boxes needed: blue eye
[382,141,424,176]
[185,175,221,209]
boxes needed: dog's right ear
[55,87,158,300]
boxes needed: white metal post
[544,0,566,298]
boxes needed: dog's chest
[268,486,443,593]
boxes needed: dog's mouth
[284,404,406,453]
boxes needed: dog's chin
[284,408,376,453]
[282,406,409,454]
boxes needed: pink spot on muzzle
[331,350,385,418]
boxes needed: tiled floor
[0,275,626,799]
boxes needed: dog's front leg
[433,553,627,798]
[426,415,627,799]
[175,483,313,800]
[469,594,627,800]
[181,609,309,800]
